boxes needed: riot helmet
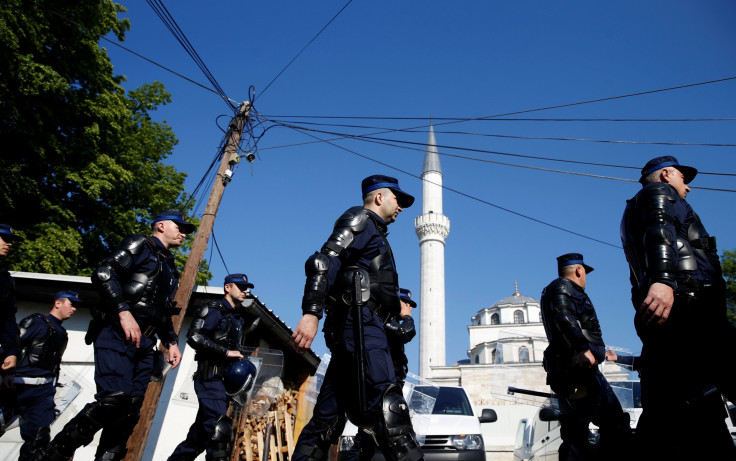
[224,358,257,396]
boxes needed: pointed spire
[513,281,520,296]
[422,121,442,176]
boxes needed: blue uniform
[540,277,630,461]
[294,207,420,461]
[0,265,19,365]
[169,298,246,461]
[0,314,68,460]
[38,235,180,461]
[621,182,736,460]
[350,312,416,461]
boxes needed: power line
[145,0,235,111]
[279,124,623,248]
[258,0,355,100]
[264,115,736,123]
[211,229,231,275]
[267,119,736,180]
[264,118,736,148]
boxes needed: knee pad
[206,415,233,461]
[47,392,132,459]
[379,384,422,461]
[88,392,133,427]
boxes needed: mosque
[413,124,550,399]
[411,125,610,451]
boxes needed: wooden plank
[269,432,278,461]
[257,430,264,461]
[284,408,295,457]
[245,428,253,461]
[274,411,284,461]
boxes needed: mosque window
[491,349,497,363]
[519,346,530,363]
[491,313,500,325]
[514,310,524,324]
[475,355,480,364]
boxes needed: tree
[722,250,736,326]
[0,0,210,282]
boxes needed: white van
[338,385,497,461]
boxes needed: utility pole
[124,101,251,461]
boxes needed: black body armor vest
[19,314,68,374]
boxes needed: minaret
[415,123,450,378]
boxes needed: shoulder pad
[19,314,40,329]
[641,182,679,201]
[119,234,151,255]
[19,314,46,337]
[333,206,370,233]
[548,278,574,297]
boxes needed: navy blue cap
[55,290,83,304]
[639,155,697,185]
[557,253,594,274]
[152,210,196,234]
[0,224,22,242]
[399,288,417,308]
[225,273,254,289]
[361,175,415,208]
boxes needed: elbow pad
[302,252,330,319]
[187,305,227,356]
[549,288,588,352]
[642,185,678,286]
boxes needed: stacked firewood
[231,389,300,461]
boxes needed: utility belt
[367,300,395,324]
[195,359,228,380]
[86,304,161,344]
[12,376,55,386]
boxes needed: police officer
[291,175,423,461]
[621,156,736,460]
[0,224,21,384]
[0,291,80,460]
[168,273,255,461]
[36,210,194,461]
[540,253,630,461]
[350,287,418,461]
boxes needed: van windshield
[415,386,474,416]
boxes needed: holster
[85,307,106,345]
[196,359,227,380]
[543,347,576,396]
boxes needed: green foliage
[0,0,210,282]
[722,250,736,326]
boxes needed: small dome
[491,294,538,309]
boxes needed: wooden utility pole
[123,101,251,461]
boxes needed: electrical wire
[262,118,736,147]
[211,229,231,275]
[264,115,736,123]
[267,119,736,181]
[145,0,234,111]
[258,0,355,100]
[279,124,623,248]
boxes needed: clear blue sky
[105,1,736,374]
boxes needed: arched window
[475,355,480,364]
[492,348,503,364]
[514,310,524,324]
[491,349,497,363]
[519,346,530,363]
[491,313,500,325]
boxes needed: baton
[354,271,368,414]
